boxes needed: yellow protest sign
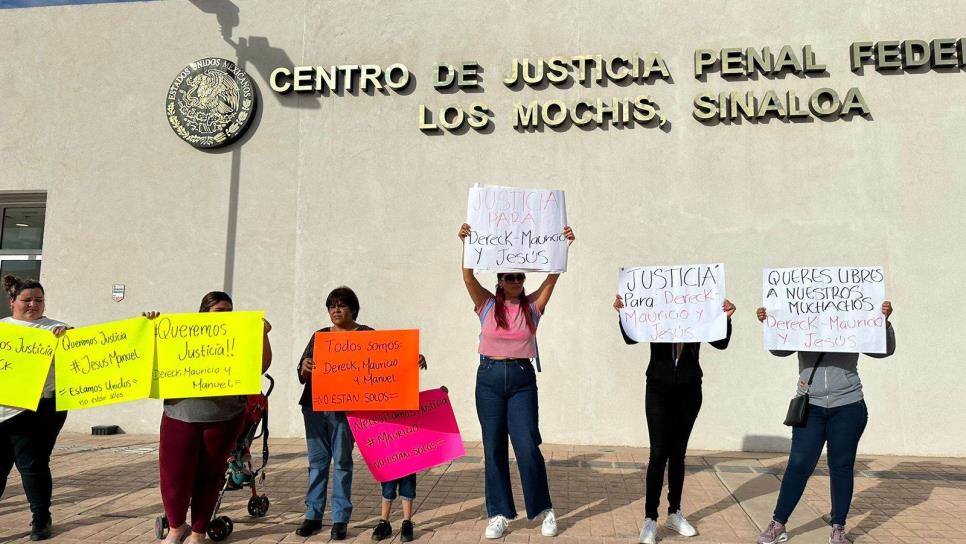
[150,311,263,399]
[54,317,154,410]
[0,322,57,410]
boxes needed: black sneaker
[295,518,322,537]
[400,520,414,542]
[371,519,392,541]
[30,516,52,541]
[331,521,348,540]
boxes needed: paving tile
[0,434,964,543]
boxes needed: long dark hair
[494,274,536,333]
[199,291,233,312]
[3,275,44,301]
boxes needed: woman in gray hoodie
[755,301,895,544]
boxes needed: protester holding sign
[54,317,154,411]
[295,286,371,540]
[295,287,429,540]
[755,301,895,544]
[146,291,272,544]
[0,275,69,541]
[761,267,888,353]
[614,293,734,544]
[463,185,570,273]
[458,222,574,540]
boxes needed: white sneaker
[540,509,557,537]
[666,510,698,537]
[639,517,658,544]
[485,515,509,539]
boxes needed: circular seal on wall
[165,58,256,148]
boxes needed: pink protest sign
[347,388,465,482]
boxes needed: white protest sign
[762,266,886,353]
[463,185,568,272]
[618,264,727,342]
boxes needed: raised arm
[459,223,495,308]
[526,226,575,314]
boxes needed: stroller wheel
[222,516,234,535]
[207,517,229,542]
[154,515,168,539]
[248,494,270,517]
[256,495,270,516]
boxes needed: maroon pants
[159,413,243,533]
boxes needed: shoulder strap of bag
[479,298,495,325]
[531,305,541,372]
[479,299,495,364]
[803,352,827,391]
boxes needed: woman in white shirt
[0,275,69,541]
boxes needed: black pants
[0,397,68,522]
[644,382,702,520]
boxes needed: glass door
[0,202,46,319]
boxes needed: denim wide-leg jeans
[475,358,552,520]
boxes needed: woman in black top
[293,286,425,541]
[614,295,735,544]
[293,287,371,540]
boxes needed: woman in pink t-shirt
[458,222,574,540]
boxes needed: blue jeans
[475,357,552,520]
[302,407,354,522]
[381,473,417,501]
[774,399,868,526]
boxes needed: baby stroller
[155,374,274,542]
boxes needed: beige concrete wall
[1,0,964,456]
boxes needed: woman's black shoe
[295,518,322,537]
[371,519,392,541]
[331,521,348,540]
[400,520,415,542]
[30,516,52,541]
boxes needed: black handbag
[783,353,826,427]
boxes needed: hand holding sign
[55,317,154,410]
[150,311,264,399]
[761,266,887,353]
[463,185,569,272]
[759,300,893,341]
[312,329,420,411]
[348,388,465,482]
[562,225,575,246]
[618,264,728,343]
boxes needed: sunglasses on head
[501,274,526,282]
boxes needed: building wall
[2,0,964,455]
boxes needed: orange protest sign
[311,329,419,411]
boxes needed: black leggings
[644,383,702,520]
[0,397,68,522]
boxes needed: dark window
[0,196,46,319]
